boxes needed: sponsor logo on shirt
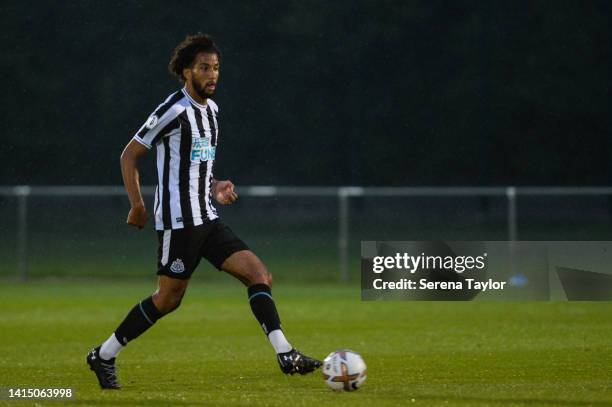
[191,137,216,161]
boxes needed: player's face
[187,52,220,100]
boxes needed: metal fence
[2,185,612,281]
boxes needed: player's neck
[184,84,208,106]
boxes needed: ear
[183,67,192,82]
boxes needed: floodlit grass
[1,281,611,406]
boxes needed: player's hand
[214,180,238,205]
[127,204,148,229]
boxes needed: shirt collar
[182,87,208,109]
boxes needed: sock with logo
[247,284,291,353]
[111,296,163,351]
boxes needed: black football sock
[248,284,282,335]
[114,296,163,346]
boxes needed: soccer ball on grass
[322,349,367,391]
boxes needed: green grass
[1,281,611,406]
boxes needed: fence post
[506,186,518,279]
[506,186,517,241]
[15,185,31,280]
[338,188,349,282]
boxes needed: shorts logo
[145,115,159,129]
[170,258,185,274]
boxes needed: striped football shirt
[133,88,219,230]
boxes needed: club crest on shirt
[145,115,159,129]
[170,258,185,274]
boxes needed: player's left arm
[212,178,238,205]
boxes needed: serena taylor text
[372,278,506,291]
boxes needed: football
[322,349,367,391]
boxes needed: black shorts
[156,220,249,279]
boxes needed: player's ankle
[269,330,292,354]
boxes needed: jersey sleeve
[133,97,184,149]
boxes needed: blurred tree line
[1,0,609,186]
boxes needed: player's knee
[253,264,272,287]
[152,290,184,314]
[165,293,183,313]
[158,295,183,314]
[264,269,273,287]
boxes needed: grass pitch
[1,281,611,406]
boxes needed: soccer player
[86,33,321,389]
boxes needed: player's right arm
[120,139,149,229]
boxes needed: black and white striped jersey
[133,88,220,230]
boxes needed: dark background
[1,0,610,187]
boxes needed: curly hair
[168,33,221,82]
